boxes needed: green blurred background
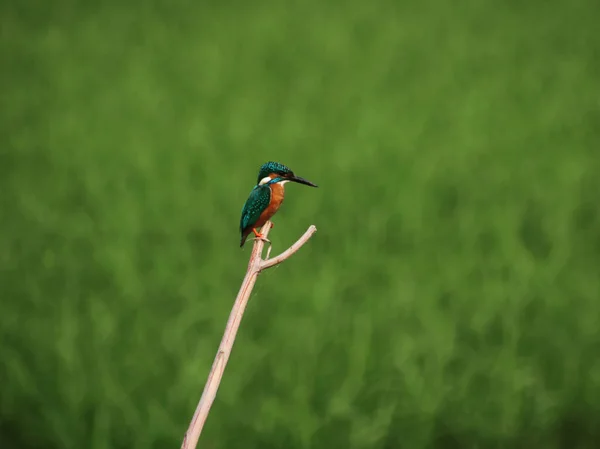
[2,0,600,448]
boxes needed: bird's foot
[250,236,272,255]
[252,228,271,246]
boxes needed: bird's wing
[240,186,271,232]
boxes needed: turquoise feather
[239,160,316,247]
[256,162,292,184]
[240,185,271,238]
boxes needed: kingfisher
[239,161,318,247]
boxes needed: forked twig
[180,221,317,449]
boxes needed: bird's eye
[259,176,271,185]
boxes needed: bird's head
[256,161,318,188]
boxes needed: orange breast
[256,183,285,227]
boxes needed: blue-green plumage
[239,161,318,247]
[257,162,292,184]
[240,185,271,242]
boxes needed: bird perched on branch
[239,161,318,247]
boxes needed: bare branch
[260,225,317,270]
[180,221,316,449]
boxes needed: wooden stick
[260,225,317,270]
[180,221,317,449]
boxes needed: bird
[239,161,318,247]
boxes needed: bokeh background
[2,0,600,448]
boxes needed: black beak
[290,176,318,187]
